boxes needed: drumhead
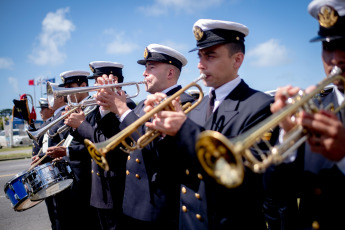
[30,179,73,201]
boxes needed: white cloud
[0,57,14,69]
[104,30,139,54]
[8,77,20,94]
[28,7,75,66]
[138,0,223,16]
[247,39,290,67]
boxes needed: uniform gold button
[182,205,187,212]
[126,170,130,175]
[91,170,94,174]
[195,193,200,199]
[127,155,131,161]
[312,220,320,229]
[181,187,187,194]
[136,174,140,179]
[196,214,202,220]
[197,173,203,180]
[136,158,140,163]
[96,172,100,176]
[185,169,190,175]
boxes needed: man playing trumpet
[264,0,345,229]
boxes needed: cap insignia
[193,26,204,41]
[318,6,338,28]
[144,47,149,59]
[61,76,65,83]
[89,64,95,73]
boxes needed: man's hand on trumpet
[62,106,85,129]
[300,109,345,161]
[270,85,301,133]
[272,85,345,161]
[94,74,129,117]
[144,92,187,137]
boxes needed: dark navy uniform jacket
[162,80,274,230]
[264,88,345,230]
[119,85,195,228]
[73,99,136,211]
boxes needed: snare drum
[23,160,74,201]
[4,171,43,211]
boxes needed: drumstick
[28,139,66,171]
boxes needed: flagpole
[33,82,36,108]
[40,77,42,97]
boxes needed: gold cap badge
[89,64,95,73]
[193,26,204,41]
[318,5,338,28]
[144,47,149,59]
[61,76,64,83]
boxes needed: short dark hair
[225,42,245,56]
[76,80,88,87]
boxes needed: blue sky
[0,0,326,120]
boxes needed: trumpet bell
[196,130,244,188]
[85,139,110,171]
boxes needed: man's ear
[167,68,175,80]
[233,52,244,69]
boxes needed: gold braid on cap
[193,26,204,41]
[318,5,338,28]
[144,47,149,59]
[89,64,95,73]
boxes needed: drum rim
[4,171,28,192]
[13,195,43,212]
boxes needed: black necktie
[206,89,216,120]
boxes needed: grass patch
[0,152,31,160]
[0,146,32,152]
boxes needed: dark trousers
[96,208,122,230]
[121,215,178,230]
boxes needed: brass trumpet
[196,66,344,188]
[27,106,79,143]
[27,102,98,143]
[85,74,206,170]
[47,80,146,108]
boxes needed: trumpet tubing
[196,66,344,188]
[85,74,206,170]
[47,81,145,108]
[27,106,79,143]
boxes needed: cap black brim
[137,59,146,65]
[310,35,345,43]
[189,41,229,52]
